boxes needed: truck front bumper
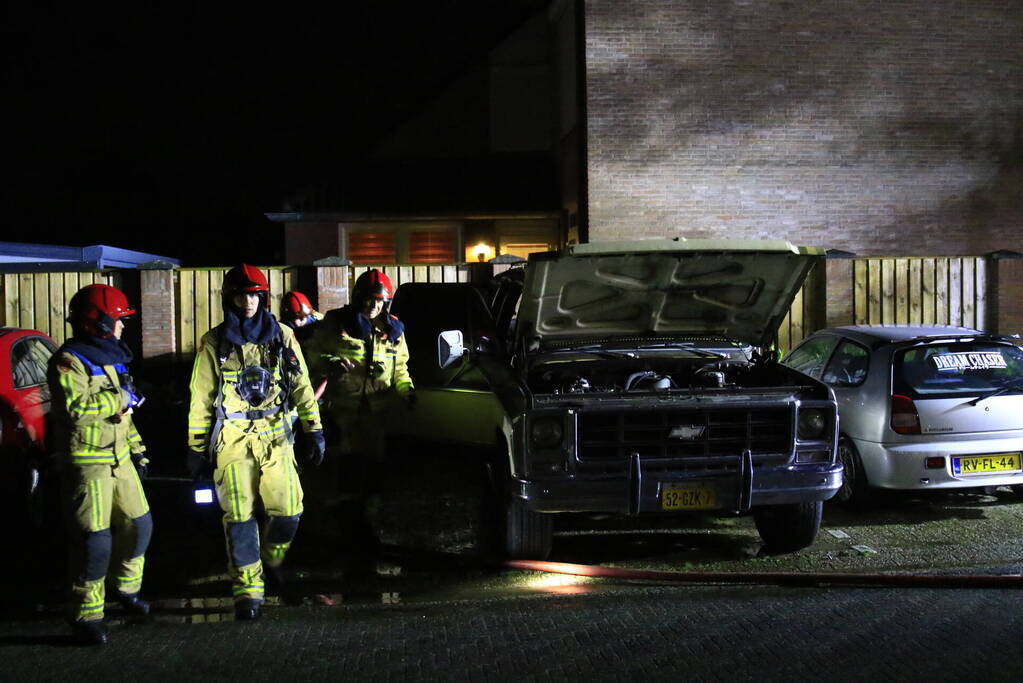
[517,462,843,515]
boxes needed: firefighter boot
[71,620,109,646]
[234,598,262,621]
[117,592,151,617]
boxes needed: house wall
[584,0,1023,255]
[285,222,339,265]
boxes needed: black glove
[305,430,326,467]
[131,453,149,480]
[405,390,417,410]
[187,448,213,480]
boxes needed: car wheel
[752,500,822,553]
[504,496,552,560]
[836,437,874,510]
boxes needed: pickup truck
[388,239,842,559]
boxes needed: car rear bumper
[516,462,842,514]
[854,436,1023,490]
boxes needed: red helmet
[353,269,393,305]
[69,284,137,338]
[282,291,313,319]
[224,264,270,296]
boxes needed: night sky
[5,4,546,266]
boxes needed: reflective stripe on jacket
[47,351,145,466]
[307,310,413,413]
[187,322,322,452]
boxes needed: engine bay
[527,354,806,396]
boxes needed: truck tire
[505,497,553,560]
[752,500,822,553]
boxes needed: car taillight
[890,394,921,435]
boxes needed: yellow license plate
[952,452,1022,476]
[662,485,717,510]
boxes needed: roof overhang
[265,210,563,223]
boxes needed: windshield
[893,341,1023,399]
[538,337,752,361]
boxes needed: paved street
[6,451,1023,681]
[3,582,1023,681]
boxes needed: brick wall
[584,0,1023,255]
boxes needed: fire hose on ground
[503,559,1023,589]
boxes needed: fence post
[314,257,351,311]
[802,258,827,336]
[987,251,1023,336]
[825,250,856,328]
[138,260,177,361]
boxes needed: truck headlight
[530,417,564,449]
[797,409,827,440]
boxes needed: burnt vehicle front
[392,239,841,559]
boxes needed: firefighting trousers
[327,406,389,498]
[213,428,303,604]
[63,461,152,623]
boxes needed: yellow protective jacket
[188,322,322,453]
[48,351,145,467]
[307,307,413,413]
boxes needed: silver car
[783,325,1023,506]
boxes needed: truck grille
[576,408,792,471]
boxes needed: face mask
[236,365,272,405]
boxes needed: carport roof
[0,242,180,273]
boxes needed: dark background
[4,4,547,266]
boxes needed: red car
[1,328,57,523]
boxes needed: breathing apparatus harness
[63,348,145,412]
[206,324,303,457]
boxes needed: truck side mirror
[438,330,466,369]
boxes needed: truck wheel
[505,497,552,560]
[752,501,822,553]
[836,438,874,510]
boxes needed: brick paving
[8,452,1023,681]
[2,583,1022,682]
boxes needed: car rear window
[893,341,1023,398]
[11,336,56,389]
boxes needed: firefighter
[281,291,323,333]
[48,284,152,646]
[186,264,325,621]
[307,269,414,508]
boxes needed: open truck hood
[518,239,823,349]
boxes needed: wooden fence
[350,263,472,287]
[0,256,1002,359]
[176,267,298,356]
[777,261,822,355]
[175,264,474,357]
[851,256,986,328]
[1,270,124,346]
[776,256,989,353]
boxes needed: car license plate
[952,452,1022,476]
[662,485,717,510]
